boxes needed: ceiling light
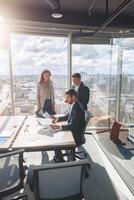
[52,9,63,18]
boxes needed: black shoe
[114,139,126,146]
[54,158,65,163]
[54,156,65,163]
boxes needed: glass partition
[119,39,134,125]
[92,38,134,195]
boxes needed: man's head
[64,89,78,104]
[72,73,81,86]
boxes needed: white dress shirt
[73,84,80,92]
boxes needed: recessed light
[52,9,63,18]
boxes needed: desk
[0,116,76,153]
[0,116,26,152]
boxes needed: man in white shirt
[72,73,90,110]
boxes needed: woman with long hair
[36,69,56,115]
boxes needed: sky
[0,33,134,75]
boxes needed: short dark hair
[72,73,81,79]
[65,89,78,98]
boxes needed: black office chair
[31,159,90,200]
[0,149,27,200]
[75,110,93,160]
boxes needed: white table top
[0,116,26,151]
[7,115,76,151]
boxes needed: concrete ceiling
[0,0,134,36]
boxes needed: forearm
[61,123,72,131]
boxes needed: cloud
[1,35,134,76]
[10,34,68,75]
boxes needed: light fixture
[52,8,63,18]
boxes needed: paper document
[53,131,65,140]
[43,112,51,118]
[37,127,61,136]
[0,130,14,137]
[35,111,45,118]
[54,114,65,118]
[37,118,52,126]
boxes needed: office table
[0,115,76,153]
[0,116,26,152]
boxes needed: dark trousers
[55,149,64,162]
[55,149,75,162]
[43,99,56,115]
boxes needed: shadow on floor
[76,146,121,200]
[95,132,134,160]
[92,133,134,196]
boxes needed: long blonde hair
[39,69,51,83]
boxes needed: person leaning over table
[51,89,86,162]
[36,69,56,115]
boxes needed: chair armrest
[32,159,90,171]
[0,149,25,158]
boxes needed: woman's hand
[36,108,40,112]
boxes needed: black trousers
[43,99,56,115]
[55,149,64,162]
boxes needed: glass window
[120,39,134,125]
[0,20,11,115]
[99,38,134,192]
[112,38,134,125]
[0,50,11,115]
[72,44,113,128]
[10,34,68,115]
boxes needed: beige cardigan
[36,81,55,111]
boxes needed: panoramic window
[10,34,68,115]
[112,38,134,125]
[0,50,11,115]
[72,44,113,128]
[0,19,11,116]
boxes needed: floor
[22,134,134,200]
[1,134,134,200]
[92,131,134,194]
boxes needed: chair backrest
[0,149,25,198]
[83,111,93,133]
[33,159,90,200]
[80,111,93,145]
[110,121,122,141]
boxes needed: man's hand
[51,116,58,123]
[50,124,60,129]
